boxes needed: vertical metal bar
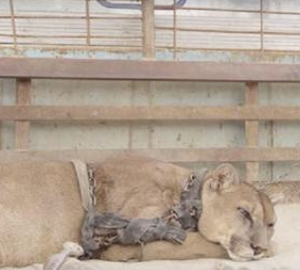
[173,0,177,60]
[260,0,264,55]
[245,82,259,182]
[85,0,91,46]
[141,0,156,149]
[15,78,31,149]
[9,0,18,55]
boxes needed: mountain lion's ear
[209,163,240,192]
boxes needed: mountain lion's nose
[251,244,266,255]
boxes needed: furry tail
[43,242,84,270]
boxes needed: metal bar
[260,0,264,54]
[8,0,18,54]
[96,0,187,10]
[0,34,143,39]
[156,27,300,37]
[156,27,262,35]
[0,147,300,163]
[173,0,177,60]
[85,0,91,46]
[7,30,300,40]
[5,30,300,39]
[2,58,300,82]
[0,15,142,20]
[245,82,259,182]
[15,79,31,149]
[1,8,300,17]
[178,6,260,13]
[178,6,300,16]
[2,105,300,121]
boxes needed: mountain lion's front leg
[101,232,227,261]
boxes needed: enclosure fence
[1,0,300,56]
[1,58,300,182]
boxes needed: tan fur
[0,161,85,267]
[101,162,275,262]
[0,157,276,267]
[254,181,300,204]
[197,168,276,261]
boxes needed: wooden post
[141,0,156,148]
[245,82,259,182]
[15,78,31,149]
[142,0,155,59]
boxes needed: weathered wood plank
[0,148,299,163]
[141,0,155,148]
[245,82,259,182]
[15,79,31,149]
[142,0,155,59]
[1,105,300,121]
[1,58,300,82]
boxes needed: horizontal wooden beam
[1,105,300,121]
[1,58,300,82]
[0,147,299,163]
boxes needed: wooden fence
[1,57,300,182]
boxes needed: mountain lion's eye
[268,223,274,228]
[237,207,253,224]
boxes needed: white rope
[43,242,84,270]
[71,159,94,211]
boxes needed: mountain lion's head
[199,164,276,261]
